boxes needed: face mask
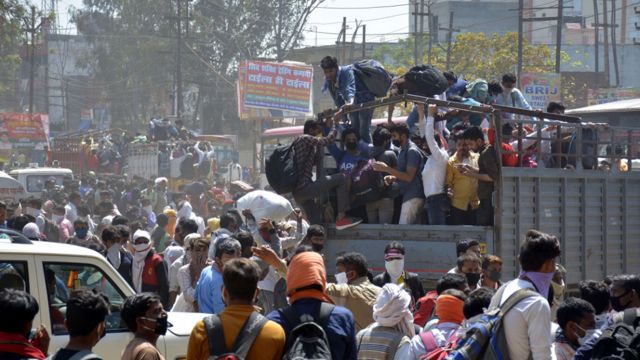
[335,272,348,284]
[107,243,121,268]
[385,259,404,280]
[466,272,481,287]
[487,270,502,282]
[521,271,555,300]
[25,208,39,217]
[610,290,632,312]
[345,141,357,150]
[143,205,153,213]
[133,242,151,252]
[75,229,88,239]
[311,242,324,253]
[552,280,565,299]
[142,316,169,336]
[392,139,402,147]
[576,325,597,346]
[52,215,64,223]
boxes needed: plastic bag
[236,190,294,222]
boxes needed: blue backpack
[445,284,538,360]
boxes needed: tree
[0,0,28,109]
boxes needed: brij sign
[520,73,561,110]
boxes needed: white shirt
[500,279,554,360]
[65,202,78,223]
[419,115,449,198]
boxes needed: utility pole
[611,0,620,86]
[593,0,600,85]
[26,6,43,115]
[555,0,563,73]
[176,0,184,123]
[602,0,610,86]
[517,0,524,85]
[362,24,366,59]
[428,7,435,64]
[349,21,362,62]
[439,12,459,69]
[419,0,425,62]
[342,17,347,63]
[413,0,419,65]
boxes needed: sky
[55,0,412,46]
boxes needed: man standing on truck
[292,117,362,230]
[320,56,375,143]
[458,126,499,226]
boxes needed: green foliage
[0,0,28,104]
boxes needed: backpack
[350,159,384,206]
[203,311,268,360]
[282,302,334,360]
[402,65,449,97]
[414,290,438,327]
[43,217,60,242]
[445,284,538,360]
[265,141,298,194]
[591,309,640,360]
[351,59,393,97]
[420,331,461,360]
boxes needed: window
[0,261,29,292]
[26,175,66,192]
[43,262,128,335]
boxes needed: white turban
[177,201,194,220]
[373,283,415,337]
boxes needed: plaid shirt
[294,127,337,189]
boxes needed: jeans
[399,197,425,225]
[425,193,449,225]
[450,206,476,225]
[349,108,374,143]
[293,173,349,224]
[366,198,394,224]
[476,198,494,226]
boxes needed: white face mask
[577,326,598,346]
[52,215,64,223]
[107,243,121,268]
[25,208,39,217]
[335,272,348,285]
[143,205,153,213]
[385,259,405,280]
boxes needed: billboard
[587,88,640,106]
[239,61,313,115]
[0,113,49,145]
[521,73,562,110]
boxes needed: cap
[132,230,151,242]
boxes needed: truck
[275,94,640,286]
[0,167,73,203]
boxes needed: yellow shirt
[446,152,480,211]
[186,305,285,360]
[327,277,381,332]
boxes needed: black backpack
[265,140,299,194]
[203,311,268,360]
[351,59,393,97]
[282,302,334,360]
[592,309,640,360]
[402,65,449,97]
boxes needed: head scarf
[22,222,41,240]
[131,239,153,293]
[286,252,334,304]
[435,294,465,325]
[164,208,177,238]
[373,283,415,337]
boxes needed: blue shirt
[446,78,468,98]
[328,141,370,174]
[267,298,357,360]
[323,66,356,107]
[397,141,425,202]
[194,265,225,314]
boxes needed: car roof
[8,168,73,175]
[0,239,105,259]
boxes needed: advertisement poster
[520,73,562,110]
[0,113,49,145]
[587,88,640,105]
[240,61,313,115]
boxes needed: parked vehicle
[5,167,73,201]
[0,236,204,359]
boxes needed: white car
[0,232,205,360]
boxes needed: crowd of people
[293,55,598,229]
[0,214,636,360]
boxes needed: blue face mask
[75,228,88,239]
